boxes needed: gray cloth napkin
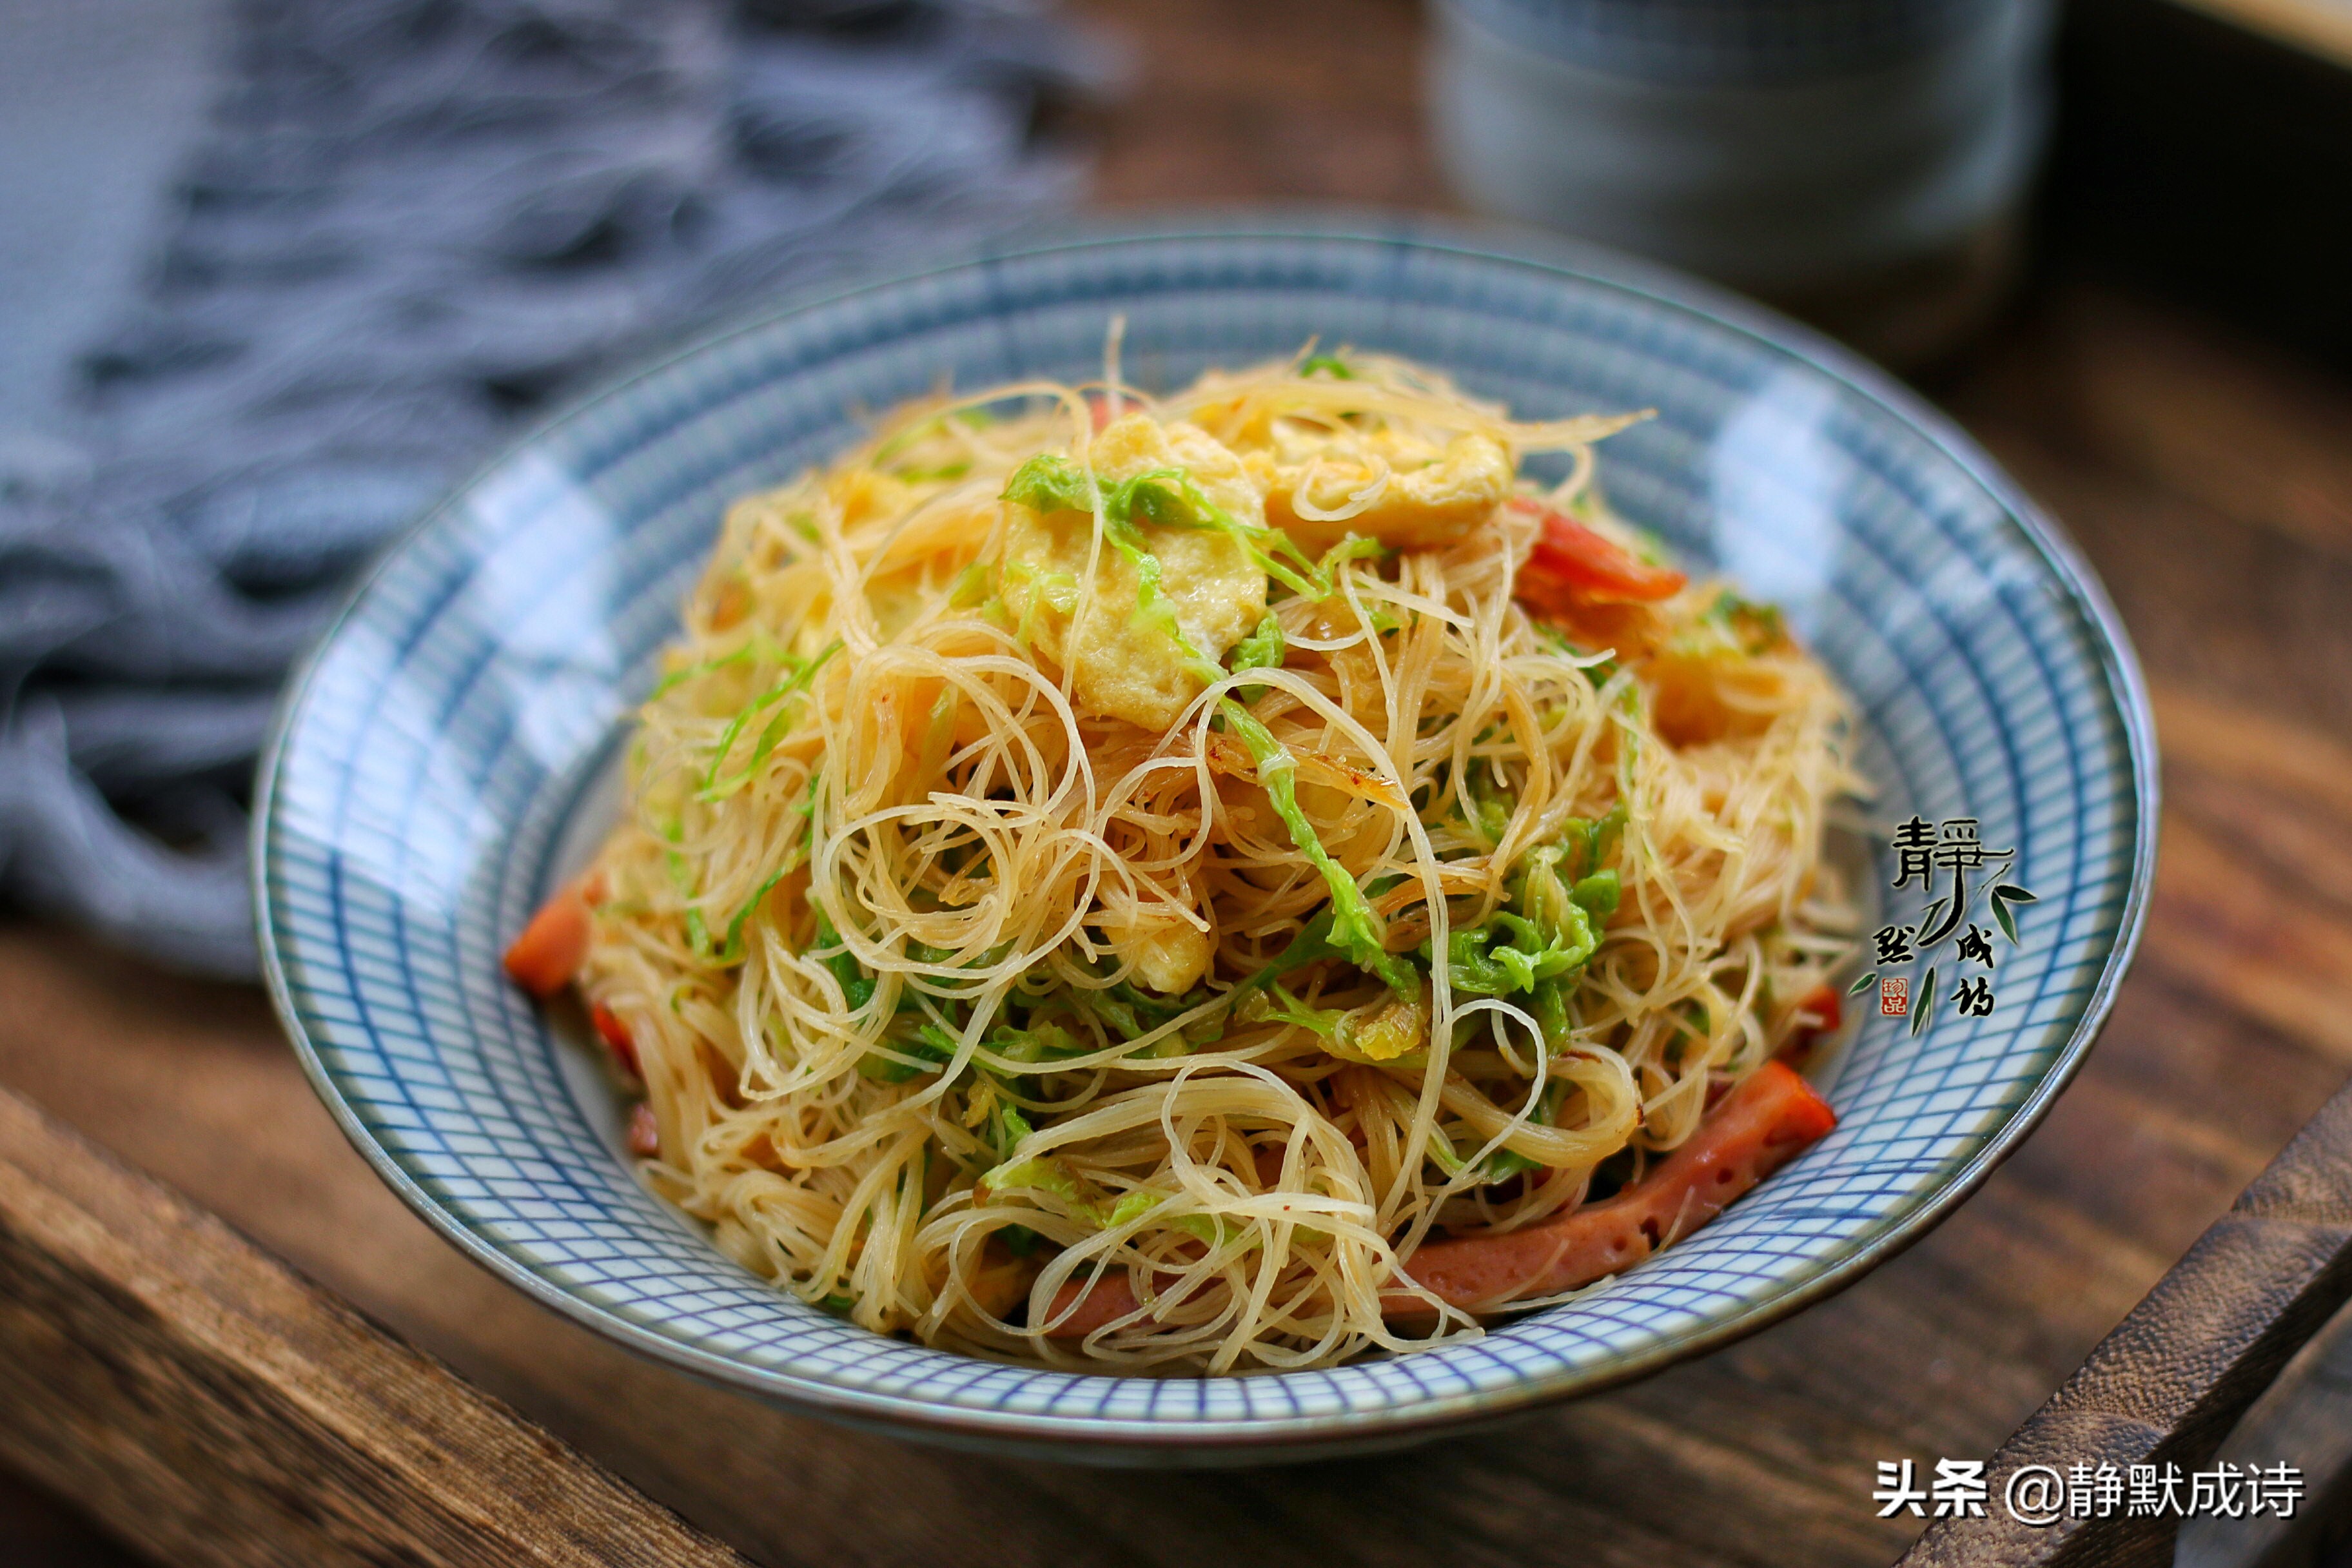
[0,0,1093,978]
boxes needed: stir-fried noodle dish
[505,344,1861,1373]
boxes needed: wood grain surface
[1898,1072,2352,1565]
[0,1086,756,1568]
[6,1,2352,1564]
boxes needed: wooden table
[10,2,2352,1563]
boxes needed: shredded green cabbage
[1218,701,1420,999]
[700,640,843,801]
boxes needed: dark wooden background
[8,2,2352,1564]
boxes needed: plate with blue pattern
[256,217,2156,1464]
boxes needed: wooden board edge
[2162,0,2352,71]
[0,1083,757,1568]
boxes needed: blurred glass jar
[1428,0,2054,366]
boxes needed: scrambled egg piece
[829,466,915,532]
[1101,912,1214,995]
[999,414,1268,732]
[1248,428,1513,554]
